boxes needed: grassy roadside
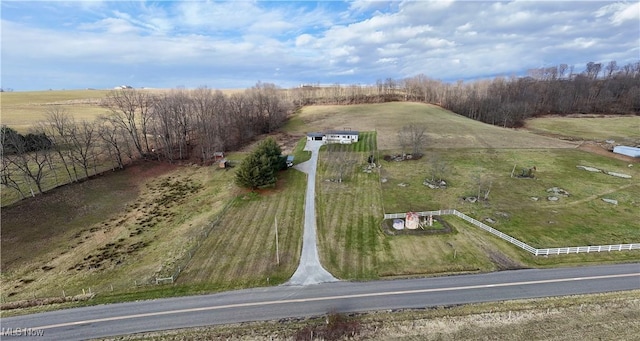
[91,290,640,340]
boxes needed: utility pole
[275,217,280,265]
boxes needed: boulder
[547,196,559,201]
[576,165,601,172]
[602,198,618,205]
[546,187,570,196]
[606,171,632,179]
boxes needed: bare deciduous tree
[103,90,155,158]
[397,124,427,155]
[429,155,449,182]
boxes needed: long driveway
[287,140,338,285]
[1,264,638,340]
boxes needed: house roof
[327,130,359,135]
[307,132,325,137]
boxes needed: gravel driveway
[286,140,338,285]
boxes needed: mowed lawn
[177,169,306,288]
[315,133,503,279]
[283,102,577,150]
[525,115,640,142]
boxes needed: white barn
[306,130,359,144]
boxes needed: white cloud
[610,2,640,25]
[79,17,139,34]
[1,1,639,90]
[295,34,314,47]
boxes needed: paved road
[287,140,338,285]
[2,263,638,340]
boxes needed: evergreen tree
[235,137,283,190]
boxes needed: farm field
[283,102,578,150]
[0,90,112,132]
[319,145,639,279]
[381,148,640,248]
[0,88,245,132]
[525,115,640,143]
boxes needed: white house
[306,130,359,144]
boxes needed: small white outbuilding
[613,146,640,158]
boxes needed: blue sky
[1,1,639,91]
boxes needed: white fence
[384,210,640,256]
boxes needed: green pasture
[315,131,639,280]
[525,116,640,142]
[283,102,576,150]
[380,148,640,248]
[315,132,505,279]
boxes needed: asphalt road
[1,263,638,340]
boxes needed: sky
[1,0,639,91]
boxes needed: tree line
[1,82,292,200]
[287,60,640,127]
[400,60,640,127]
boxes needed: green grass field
[177,169,306,289]
[525,115,640,142]
[283,102,577,150]
[381,148,640,247]
[315,133,504,279]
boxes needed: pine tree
[235,137,283,190]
